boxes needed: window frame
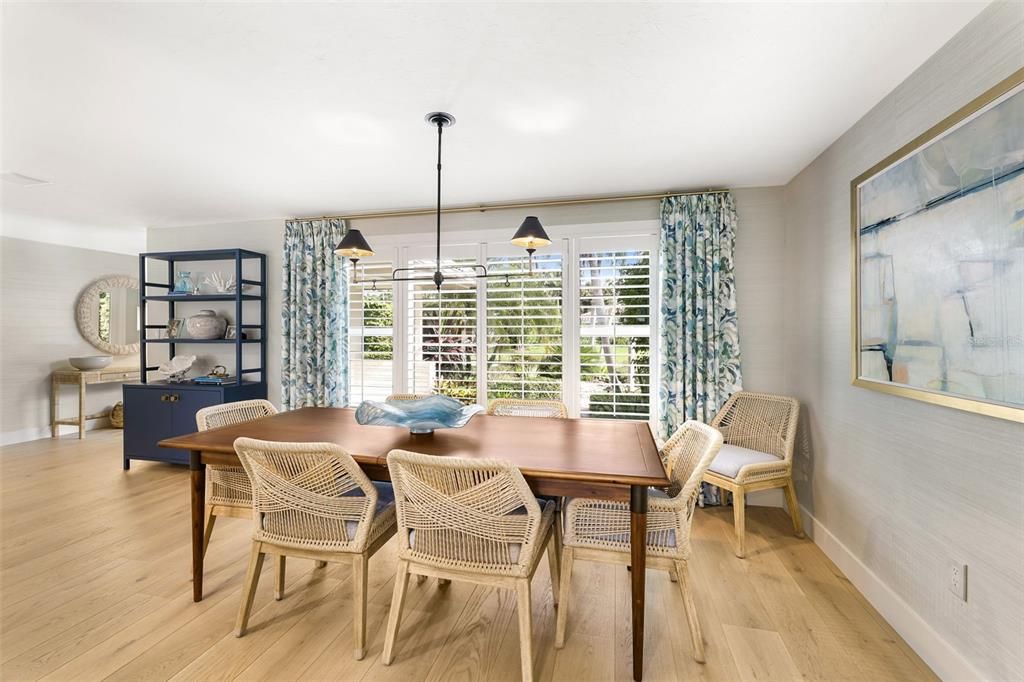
[346,220,660,424]
[347,249,400,404]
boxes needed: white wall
[0,237,139,444]
[782,3,1024,680]
[0,210,145,255]
[146,186,788,412]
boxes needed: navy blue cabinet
[122,382,266,468]
[123,248,268,469]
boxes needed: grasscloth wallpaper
[783,3,1024,679]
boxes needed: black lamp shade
[334,229,375,259]
[510,216,551,250]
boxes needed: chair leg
[201,506,216,558]
[669,567,678,583]
[382,560,411,665]
[675,561,705,663]
[315,560,328,569]
[274,555,286,601]
[720,485,730,505]
[733,488,746,558]
[415,574,427,586]
[554,546,573,648]
[516,580,534,682]
[546,530,560,606]
[438,578,451,587]
[552,512,563,570]
[353,554,368,660]
[783,480,805,538]
[235,542,265,637]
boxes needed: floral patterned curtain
[281,218,349,410]
[659,192,742,440]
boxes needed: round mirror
[75,275,140,355]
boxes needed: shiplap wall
[0,237,139,443]
[782,3,1024,679]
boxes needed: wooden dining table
[159,406,669,680]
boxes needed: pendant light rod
[435,116,443,285]
[339,110,554,289]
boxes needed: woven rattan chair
[486,398,568,419]
[195,399,277,556]
[386,394,450,583]
[485,397,569,566]
[701,391,803,558]
[382,450,560,682]
[556,420,722,662]
[232,438,397,660]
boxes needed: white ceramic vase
[185,310,227,339]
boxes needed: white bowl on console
[69,355,113,370]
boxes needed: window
[345,232,656,420]
[348,261,395,403]
[486,253,563,401]
[579,248,652,420]
[406,258,478,403]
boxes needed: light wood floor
[0,430,935,681]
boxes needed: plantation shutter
[347,260,395,405]
[406,258,478,403]
[485,253,563,402]
[578,248,652,420]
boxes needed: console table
[51,367,140,439]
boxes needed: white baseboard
[801,506,982,682]
[0,419,110,447]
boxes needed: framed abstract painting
[851,68,1024,423]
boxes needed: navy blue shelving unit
[123,248,268,469]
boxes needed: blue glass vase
[355,395,482,434]
[173,271,194,294]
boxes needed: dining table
[159,406,670,681]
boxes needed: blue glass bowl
[355,395,483,434]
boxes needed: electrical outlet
[949,561,968,601]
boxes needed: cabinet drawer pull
[160,394,180,402]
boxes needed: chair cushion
[344,481,396,538]
[707,444,780,479]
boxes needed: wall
[782,3,1024,680]
[0,237,139,444]
[0,210,145,255]
[147,188,787,405]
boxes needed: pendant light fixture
[335,112,551,289]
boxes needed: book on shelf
[192,375,236,385]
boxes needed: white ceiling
[1,1,987,231]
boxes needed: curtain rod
[292,188,730,222]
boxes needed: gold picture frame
[850,67,1024,423]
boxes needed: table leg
[50,376,59,438]
[190,450,206,602]
[630,484,648,681]
[77,376,86,439]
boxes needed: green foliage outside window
[486,256,563,401]
[362,290,393,360]
[580,253,651,419]
[97,291,111,342]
